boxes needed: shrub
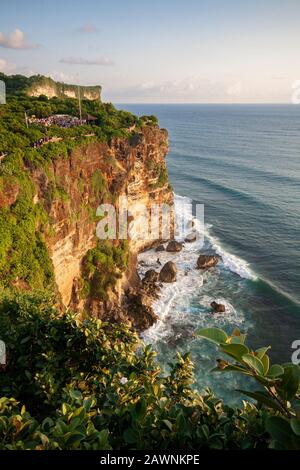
[81,240,129,301]
[198,327,300,450]
[0,292,293,450]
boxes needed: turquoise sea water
[118,104,300,402]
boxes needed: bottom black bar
[0,450,298,468]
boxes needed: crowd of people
[30,136,52,148]
[28,114,87,128]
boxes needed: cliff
[0,125,173,329]
[43,127,172,307]
[0,73,101,101]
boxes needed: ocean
[117,103,300,403]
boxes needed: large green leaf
[242,354,264,375]
[220,343,249,361]
[197,328,228,345]
[267,364,284,377]
[229,329,247,344]
[255,346,271,359]
[261,354,270,375]
[230,334,246,345]
[278,364,300,401]
[266,416,298,450]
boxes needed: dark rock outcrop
[211,301,226,313]
[159,261,177,283]
[197,255,219,269]
[143,269,160,283]
[125,285,159,331]
[166,240,183,252]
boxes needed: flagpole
[77,79,82,121]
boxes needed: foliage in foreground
[0,293,299,450]
[198,327,300,449]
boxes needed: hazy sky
[0,0,300,103]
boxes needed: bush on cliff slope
[0,150,54,290]
[0,292,299,450]
[81,240,129,300]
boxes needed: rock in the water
[155,244,165,252]
[211,301,226,313]
[186,219,195,229]
[166,240,183,252]
[185,232,198,243]
[159,261,177,283]
[197,255,219,269]
[143,269,160,283]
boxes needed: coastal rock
[185,232,198,243]
[197,255,219,269]
[143,269,160,283]
[159,261,177,283]
[130,305,158,331]
[155,244,165,252]
[211,301,226,313]
[125,288,159,330]
[166,240,183,252]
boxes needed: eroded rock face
[211,301,225,313]
[166,240,183,252]
[159,261,177,283]
[197,255,219,269]
[29,126,173,328]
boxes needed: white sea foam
[175,193,257,280]
[200,295,243,325]
[139,193,252,343]
[205,231,257,280]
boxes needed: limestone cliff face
[31,127,173,318]
[26,76,101,101]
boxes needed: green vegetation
[91,169,107,198]
[0,73,156,291]
[139,115,159,126]
[150,165,168,188]
[0,72,154,156]
[0,149,54,290]
[3,74,298,451]
[198,327,300,450]
[157,166,168,187]
[81,240,129,300]
[0,293,299,450]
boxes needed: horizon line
[114,101,294,105]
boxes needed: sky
[0,0,300,103]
